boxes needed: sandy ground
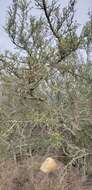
[0,158,92,190]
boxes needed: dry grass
[0,157,92,190]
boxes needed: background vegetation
[0,0,92,178]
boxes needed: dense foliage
[0,0,92,176]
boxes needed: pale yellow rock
[40,157,59,173]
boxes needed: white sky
[0,0,92,52]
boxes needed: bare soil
[0,158,92,190]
